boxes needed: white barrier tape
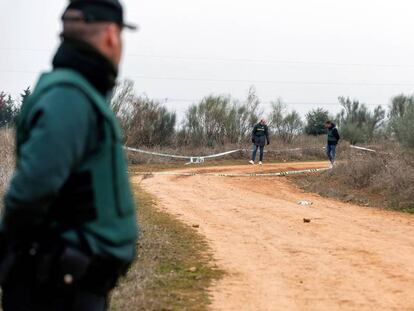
[135,167,329,178]
[125,147,190,159]
[126,146,323,158]
[350,145,377,153]
[125,146,241,164]
[126,145,379,164]
[125,146,241,159]
[186,149,243,165]
[201,149,241,159]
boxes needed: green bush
[112,81,176,147]
[305,108,330,136]
[388,94,414,148]
[0,93,18,128]
[336,97,385,144]
[269,101,303,143]
[179,87,261,147]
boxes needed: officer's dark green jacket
[252,123,270,146]
[2,40,138,263]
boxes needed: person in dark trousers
[249,119,270,165]
[0,1,138,310]
[325,120,340,168]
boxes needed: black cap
[62,0,137,30]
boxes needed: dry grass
[110,186,223,311]
[372,153,414,211]
[0,129,14,202]
[292,146,414,212]
[126,135,337,165]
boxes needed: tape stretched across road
[136,167,330,178]
[125,146,324,164]
[126,144,378,164]
[125,146,242,164]
[125,147,193,159]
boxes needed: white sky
[1,0,414,118]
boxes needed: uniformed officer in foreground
[249,119,270,165]
[0,1,138,310]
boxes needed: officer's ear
[102,23,123,67]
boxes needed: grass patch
[291,172,385,208]
[291,151,414,212]
[0,129,14,203]
[110,184,224,311]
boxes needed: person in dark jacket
[325,120,340,167]
[0,1,138,310]
[249,119,270,165]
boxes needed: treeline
[2,83,414,149]
[0,88,30,128]
[111,80,414,149]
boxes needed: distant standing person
[249,119,270,165]
[325,120,340,168]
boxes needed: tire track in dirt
[137,162,414,311]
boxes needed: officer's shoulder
[35,85,94,115]
[27,85,97,128]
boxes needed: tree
[0,92,18,128]
[179,88,262,147]
[268,100,303,143]
[123,96,176,147]
[20,87,31,105]
[336,97,385,144]
[396,104,414,148]
[226,86,262,144]
[268,99,284,134]
[181,95,232,147]
[388,94,414,148]
[305,108,330,135]
[111,80,176,147]
[236,86,262,142]
[111,79,135,118]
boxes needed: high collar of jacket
[52,37,118,96]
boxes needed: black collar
[52,37,118,96]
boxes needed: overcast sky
[1,0,414,118]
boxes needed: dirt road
[137,161,414,311]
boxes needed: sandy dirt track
[136,162,414,311]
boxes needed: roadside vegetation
[292,94,414,212]
[293,148,414,213]
[3,83,413,151]
[111,185,223,311]
[3,83,414,213]
[0,128,14,203]
[111,82,414,212]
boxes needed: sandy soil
[137,161,414,311]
